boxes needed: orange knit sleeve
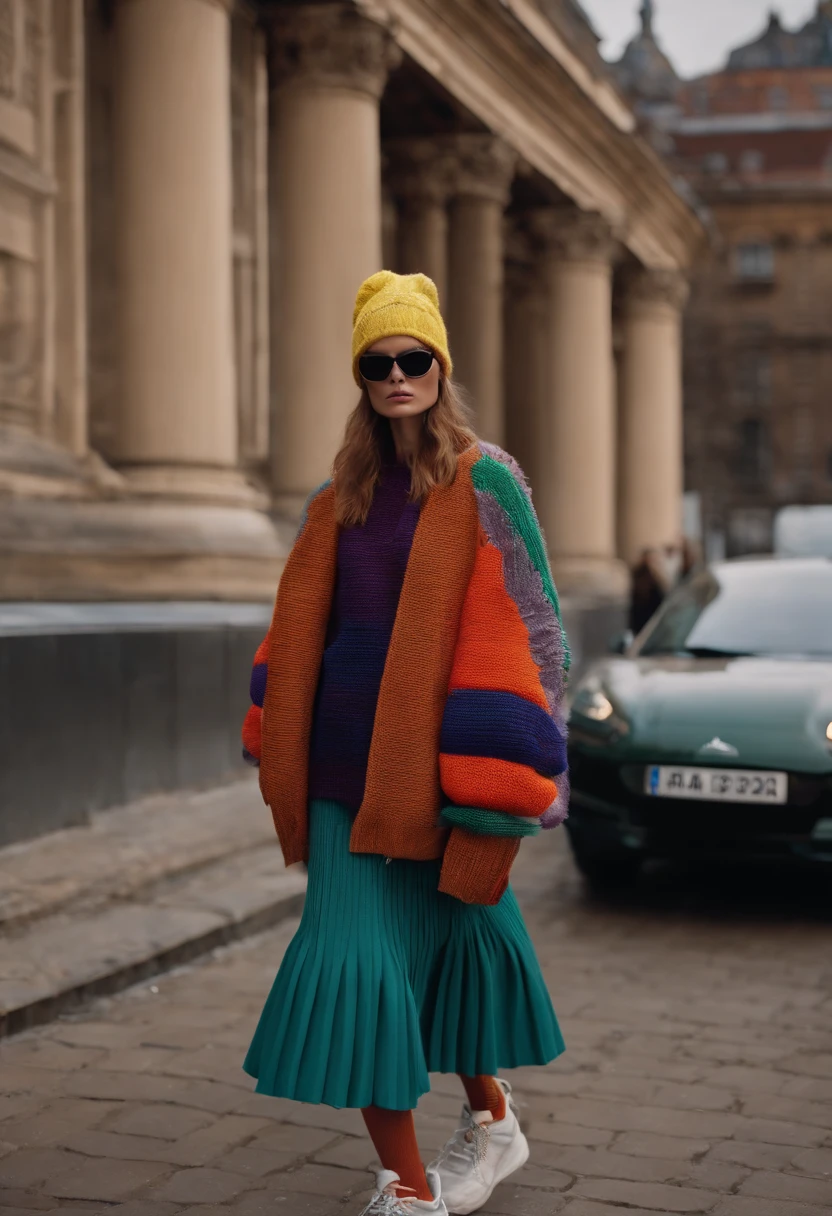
[242,631,270,766]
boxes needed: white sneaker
[431,1079,530,1215]
[360,1168,448,1215]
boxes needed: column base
[0,497,288,602]
[549,554,631,603]
[271,490,320,521]
[0,429,287,601]
[0,425,120,501]
[116,463,268,510]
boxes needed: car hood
[573,655,832,773]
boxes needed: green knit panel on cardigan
[440,806,542,838]
[471,453,571,671]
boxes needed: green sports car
[566,558,832,884]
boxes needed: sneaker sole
[446,1130,530,1215]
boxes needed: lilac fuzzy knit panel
[307,461,420,810]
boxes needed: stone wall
[0,604,270,846]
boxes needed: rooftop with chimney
[611,1,680,108]
[612,1,832,173]
[727,3,832,71]
[612,2,832,105]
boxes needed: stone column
[387,139,454,302]
[230,7,271,474]
[534,210,627,598]
[503,223,548,494]
[267,4,400,513]
[381,185,398,272]
[618,267,689,565]
[52,0,88,459]
[112,0,251,504]
[446,135,516,445]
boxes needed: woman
[241,271,569,1215]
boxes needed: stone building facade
[1,0,703,602]
[0,0,704,841]
[614,2,832,557]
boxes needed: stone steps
[0,776,306,1037]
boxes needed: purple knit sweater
[308,461,420,810]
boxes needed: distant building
[613,2,832,557]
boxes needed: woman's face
[361,335,440,420]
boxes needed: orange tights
[361,1107,433,1201]
[459,1074,507,1121]
[361,1075,506,1202]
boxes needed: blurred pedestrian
[240,272,569,1215]
[681,535,704,578]
[662,541,683,589]
[629,546,670,635]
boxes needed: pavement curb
[0,881,305,1040]
[0,777,307,1040]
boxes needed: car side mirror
[608,629,634,656]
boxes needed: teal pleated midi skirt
[243,799,564,1110]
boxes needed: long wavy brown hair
[332,374,477,527]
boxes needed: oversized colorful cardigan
[242,442,570,906]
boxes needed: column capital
[622,266,690,312]
[443,134,517,206]
[504,219,547,296]
[531,208,618,265]
[384,138,456,205]
[266,3,401,100]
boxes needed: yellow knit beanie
[352,270,452,387]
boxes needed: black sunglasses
[358,348,435,382]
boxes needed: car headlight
[570,678,630,742]
[578,688,615,722]
[826,721,832,745]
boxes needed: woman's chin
[377,401,429,419]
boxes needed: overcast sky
[580,0,819,79]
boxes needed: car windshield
[635,562,832,659]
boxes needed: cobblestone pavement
[2,828,832,1216]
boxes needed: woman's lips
[387,392,413,400]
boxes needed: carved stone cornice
[266,4,401,100]
[623,266,690,312]
[530,208,617,265]
[384,138,456,205]
[442,134,517,206]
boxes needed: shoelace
[435,1116,492,1173]
[360,1182,421,1215]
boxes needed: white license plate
[646,766,788,805]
